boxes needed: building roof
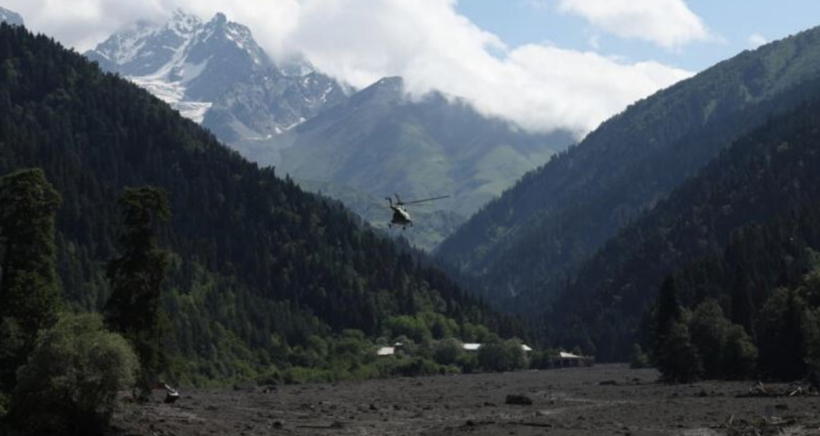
[559,351,583,359]
[377,346,395,356]
[462,343,482,351]
[521,344,533,352]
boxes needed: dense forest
[436,24,820,311]
[642,217,820,384]
[546,87,820,362]
[0,23,523,387]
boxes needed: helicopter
[386,193,449,229]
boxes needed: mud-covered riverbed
[112,364,820,435]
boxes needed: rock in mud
[505,394,533,405]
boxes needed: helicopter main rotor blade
[401,195,450,205]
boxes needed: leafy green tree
[455,352,479,373]
[721,324,757,380]
[478,339,526,372]
[689,299,730,379]
[386,315,431,343]
[657,321,701,383]
[0,168,62,391]
[757,288,808,380]
[105,187,170,394]
[433,338,463,366]
[9,313,138,436]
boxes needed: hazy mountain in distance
[437,24,820,306]
[0,5,23,26]
[264,77,575,249]
[85,9,348,139]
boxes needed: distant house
[377,346,395,357]
[557,351,593,367]
[463,343,482,352]
[462,343,533,353]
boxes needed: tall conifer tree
[105,187,170,394]
[0,168,62,390]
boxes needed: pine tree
[105,187,170,394]
[730,265,756,338]
[652,276,682,359]
[0,168,62,391]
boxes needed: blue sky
[458,0,820,72]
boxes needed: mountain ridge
[549,80,820,360]
[436,23,820,305]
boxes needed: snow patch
[180,59,209,83]
[130,76,211,123]
[285,118,306,131]
[176,102,213,124]
[131,76,185,103]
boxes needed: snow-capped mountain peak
[169,8,201,34]
[86,10,274,122]
[85,10,349,144]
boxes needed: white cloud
[4,0,692,135]
[748,33,768,49]
[557,0,711,49]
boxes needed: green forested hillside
[547,92,820,361]
[0,24,520,385]
[437,25,820,306]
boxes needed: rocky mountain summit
[86,10,348,140]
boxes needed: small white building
[376,346,395,357]
[462,343,533,353]
[462,343,482,352]
[558,351,593,367]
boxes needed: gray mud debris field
[112,364,820,436]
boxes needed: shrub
[433,338,463,366]
[530,349,558,370]
[455,353,479,374]
[478,339,526,372]
[629,344,651,369]
[722,325,758,380]
[9,313,138,436]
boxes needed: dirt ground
[111,364,820,436]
